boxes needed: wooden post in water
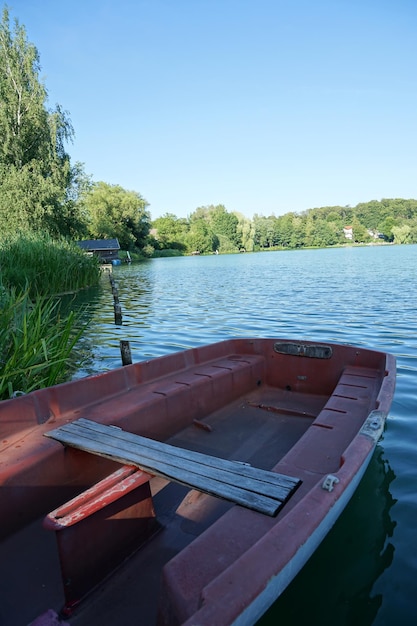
[111,284,119,301]
[114,303,122,325]
[120,340,132,365]
[110,272,122,324]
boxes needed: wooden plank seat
[45,418,301,517]
[43,418,301,610]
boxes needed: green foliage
[216,234,238,254]
[0,232,101,297]
[151,248,184,257]
[152,213,188,251]
[253,214,276,248]
[207,205,240,249]
[155,198,417,255]
[0,233,101,398]
[0,8,49,168]
[235,212,255,252]
[0,160,85,238]
[392,224,411,244]
[82,181,151,251]
[275,213,297,247]
[251,199,417,249]
[152,207,245,254]
[187,205,242,253]
[0,287,85,399]
[378,217,395,241]
[351,216,370,243]
[141,243,155,257]
[186,218,218,253]
[0,7,88,238]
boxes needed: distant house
[76,238,120,263]
[343,226,353,240]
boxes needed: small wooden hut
[76,239,120,263]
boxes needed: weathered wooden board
[45,418,301,516]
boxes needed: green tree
[378,216,398,242]
[188,204,240,253]
[235,212,255,252]
[304,212,315,247]
[351,216,370,243]
[0,7,50,168]
[355,200,384,230]
[152,213,188,250]
[253,214,276,248]
[289,215,305,248]
[189,206,211,224]
[61,161,93,238]
[0,7,86,237]
[392,224,411,244]
[83,182,150,251]
[326,211,343,226]
[311,219,338,247]
[185,219,218,253]
[207,205,241,250]
[408,218,417,243]
[274,214,293,247]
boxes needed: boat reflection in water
[259,448,396,625]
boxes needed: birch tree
[0,7,85,236]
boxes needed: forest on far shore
[149,198,417,256]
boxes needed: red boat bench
[43,463,157,610]
[43,418,301,609]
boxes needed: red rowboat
[0,338,395,625]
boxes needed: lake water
[74,244,417,626]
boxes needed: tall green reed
[0,232,101,297]
[0,288,86,399]
[0,233,101,399]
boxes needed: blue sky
[6,0,417,220]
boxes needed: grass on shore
[0,232,101,297]
[0,287,86,400]
[0,233,101,399]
